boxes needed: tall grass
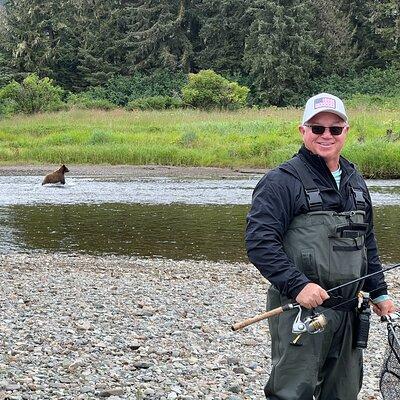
[0,108,399,177]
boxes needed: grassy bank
[0,107,400,178]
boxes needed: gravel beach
[0,252,398,400]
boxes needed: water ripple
[0,176,399,206]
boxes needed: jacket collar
[298,145,355,178]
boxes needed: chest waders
[264,157,368,400]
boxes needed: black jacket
[245,145,387,300]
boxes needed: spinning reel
[292,305,327,334]
[290,305,328,346]
[292,306,328,335]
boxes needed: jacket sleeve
[245,170,310,299]
[362,185,388,297]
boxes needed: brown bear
[42,165,70,185]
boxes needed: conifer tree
[0,6,12,86]
[370,0,400,66]
[75,0,134,88]
[244,0,318,106]
[195,0,249,78]
[0,0,82,89]
[128,0,196,73]
[1,0,53,78]
[311,1,358,77]
[340,0,382,69]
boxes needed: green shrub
[126,96,183,110]
[105,71,186,105]
[79,70,187,107]
[67,93,116,110]
[0,74,65,114]
[181,69,249,110]
[0,98,18,116]
[94,76,138,106]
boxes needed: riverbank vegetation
[1,107,400,178]
[1,1,400,177]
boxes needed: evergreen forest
[0,0,399,107]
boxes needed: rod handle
[231,306,285,331]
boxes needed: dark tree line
[0,0,399,106]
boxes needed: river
[1,174,400,263]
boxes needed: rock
[127,341,141,350]
[226,357,240,366]
[76,321,91,330]
[68,359,84,371]
[232,366,247,374]
[248,362,259,370]
[228,385,241,394]
[133,361,153,369]
[98,388,125,397]
[5,384,21,391]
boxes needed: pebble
[133,362,153,369]
[98,388,125,397]
[0,252,397,399]
[228,384,241,394]
[5,384,21,391]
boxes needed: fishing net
[380,314,400,400]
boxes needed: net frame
[379,316,400,400]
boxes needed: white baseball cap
[302,93,348,125]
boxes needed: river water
[1,175,400,263]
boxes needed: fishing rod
[232,263,400,331]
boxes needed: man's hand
[295,283,330,309]
[372,299,396,316]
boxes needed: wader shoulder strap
[285,156,323,211]
[347,173,366,211]
[285,157,367,212]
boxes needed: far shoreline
[0,164,267,179]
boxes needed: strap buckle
[351,188,365,210]
[306,188,322,211]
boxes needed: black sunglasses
[304,125,344,136]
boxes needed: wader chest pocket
[329,236,366,283]
[332,236,365,251]
[334,222,368,239]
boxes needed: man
[245,93,395,400]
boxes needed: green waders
[265,211,368,400]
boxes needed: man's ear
[298,125,305,136]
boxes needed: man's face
[299,112,349,169]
